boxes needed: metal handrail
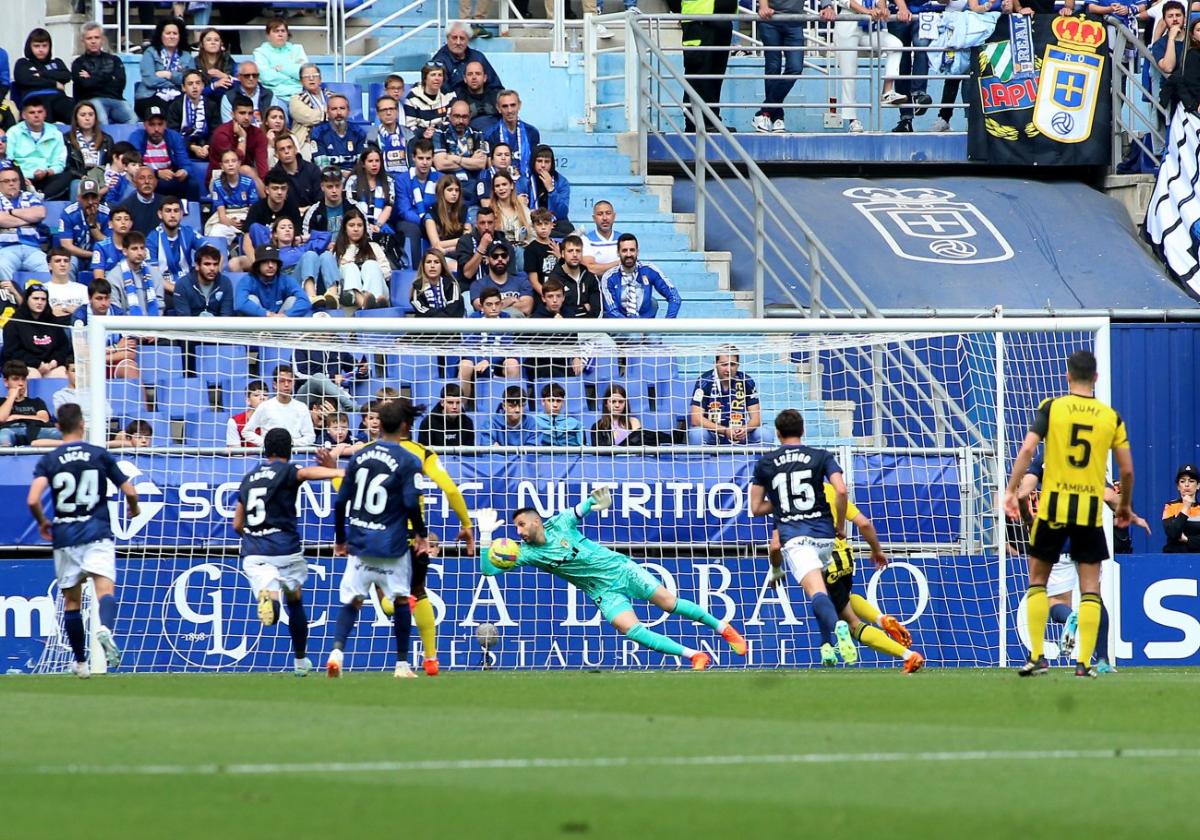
[1107,15,1169,170]
[336,0,448,80]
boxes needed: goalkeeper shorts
[591,563,662,623]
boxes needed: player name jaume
[1066,402,1102,416]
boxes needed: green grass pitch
[2,668,1198,839]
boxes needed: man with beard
[208,95,269,185]
[311,94,367,175]
[600,233,681,319]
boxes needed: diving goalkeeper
[479,488,747,670]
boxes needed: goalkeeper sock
[287,596,308,660]
[64,608,86,663]
[853,623,907,660]
[671,597,721,631]
[97,594,117,631]
[1076,593,1102,667]
[1095,601,1110,662]
[625,622,686,657]
[270,599,281,624]
[333,603,359,651]
[413,596,437,661]
[393,598,412,662]
[849,593,882,626]
[1026,585,1048,660]
[810,592,838,646]
[1049,602,1073,625]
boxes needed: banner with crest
[967,15,1111,165]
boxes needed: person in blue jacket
[527,145,571,238]
[172,244,234,316]
[128,106,193,197]
[235,246,311,317]
[600,233,682,319]
[482,384,538,448]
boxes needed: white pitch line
[25,747,1200,777]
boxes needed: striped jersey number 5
[771,469,815,515]
[1068,423,1093,468]
[51,469,100,513]
[351,470,389,515]
[246,487,267,526]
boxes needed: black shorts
[410,550,430,596]
[1028,520,1109,565]
[826,575,853,615]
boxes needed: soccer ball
[476,622,500,650]
[488,537,521,568]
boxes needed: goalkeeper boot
[1096,659,1118,675]
[423,658,440,676]
[293,657,314,677]
[258,590,276,626]
[689,652,711,671]
[820,643,838,666]
[1075,663,1098,679]
[834,620,858,665]
[721,623,748,656]
[326,648,344,679]
[95,626,121,669]
[71,660,91,679]
[903,650,925,674]
[880,614,912,647]
[394,662,418,679]
[1060,610,1078,661]
[1016,655,1049,677]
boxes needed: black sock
[393,598,412,663]
[288,596,308,660]
[1096,602,1110,661]
[271,599,281,624]
[64,609,86,663]
[334,603,359,651]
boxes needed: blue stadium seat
[387,355,438,389]
[390,269,416,312]
[14,271,51,285]
[106,123,137,144]
[325,82,365,121]
[354,306,409,319]
[411,378,451,409]
[200,236,229,261]
[626,355,679,391]
[106,380,149,418]
[138,344,183,384]
[185,413,232,448]
[258,346,292,381]
[197,344,250,389]
[148,378,213,419]
[26,379,66,408]
[43,202,68,236]
[474,377,522,413]
[654,377,692,423]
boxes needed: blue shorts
[591,562,662,623]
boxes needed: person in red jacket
[207,95,268,187]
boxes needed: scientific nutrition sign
[968,15,1112,165]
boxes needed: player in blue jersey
[26,404,140,678]
[750,408,855,667]
[479,489,748,670]
[232,428,343,676]
[328,400,429,679]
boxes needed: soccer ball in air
[476,622,500,650]
[488,537,521,568]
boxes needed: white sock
[681,646,698,658]
[902,650,915,661]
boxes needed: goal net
[31,315,1107,673]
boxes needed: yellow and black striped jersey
[398,438,472,530]
[823,483,860,584]
[1029,394,1129,527]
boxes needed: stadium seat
[257,346,292,381]
[411,378,451,409]
[107,380,150,418]
[626,356,679,392]
[26,379,66,407]
[147,378,214,419]
[185,413,233,448]
[354,307,409,319]
[106,123,137,144]
[390,270,416,312]
[325,82,365,121]
[387,355,438,388]
[138,344,184,384]
[43,202,68,236]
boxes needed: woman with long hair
[65,101,114,181]
[422,176,469,256]
[262,105,289,169]
[490,171,531,258]
[346,148,397,238]
[0,284,71,378]
[333,207,391,311]
[194,27,235,102]
[410,248,465,317]
[590,384,642,446]
[135,18,196,118]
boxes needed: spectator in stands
[226,379,267,447]
[311,94,367,174]
[601,233,681,319]
[110,419,153,449]
[66,102,115,185]
[242,364,315,446]
[368,95,410,178]
[0,167,48,280]
[529,277,585,378]
[477,142,528,206]
[887,0,934,133]
[483,384,537,447]
[1,283,71,378]
[454,205,509,288]
[253,17,308,102]
[1150,3,1186,122]
[334,207,391,311]
[930,0,997,133]
[1162,463,1200,552]
[346,148,398,246]
[72,23,133,126]
[173,243,234,317]
[195,27,235,104]
[289,63,328,154]
[308,395,336,442]
[434,99,489,205]
[423,177,471,258]
[322,411,355,449]
[679,0,738,133]
[209,95,269,185]
[244,173,304,261]
[834,3,905,133]
[73,279,138,379]
[206,148,261,245]
[0,359,60,446]
[580,200,621,276]
[262,106,289,170]
[528,145,571,236]
[269,133,322,209]
[135,18,195,118]
[107,231,164,315]
[536,382,583,446]
[359,398,384,444]
[294,330,361,412]
[53,359,113,431]
[117,165,165,234]
[405,61,456,144]
[258,216,336,303]
[411,248,466,317]
[752,0,818,134]
[130,104,191,197]
[460,285,521,398]
[489,172,531,257]
[90,206,133,281]
[548,233,601,318]
[169,69,220,162]
[486,90,540,181]
[101,146,141,207]
[45,248,90,319]
[8,98,72,200]
[687,348,762,445]
[382,75,406,115]
[395,139,442,269]
[454,61,501,133]
[58,177,111,280]
[221,62,273,127]
[591,384,642,446]
[470,241,534,315]
[147,195,200,307]
[524,209,560,296]
[419,382,475,448]
[235,246,312,318]
[302,165,355,247]
[12,29,73,123]
[433,22,505,91]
